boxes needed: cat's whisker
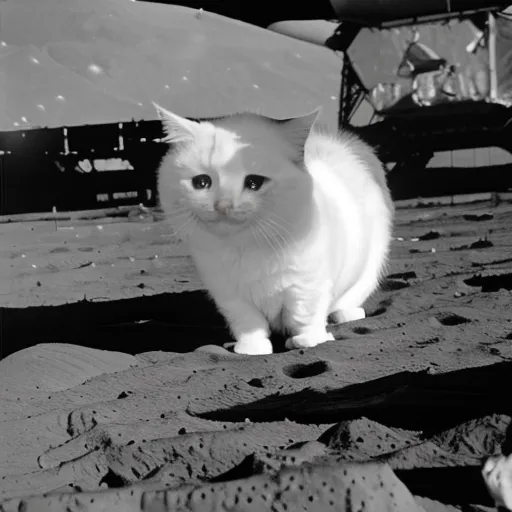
[250,222,265,248]
[160,210,193,237]
[254,220,276,256]
[264,225,287,263]
[256,218,284,266]
[160,206,191,218]
[170,214,196,240]
[250,224,263,251]
[266,212,294,234]
[265,212,300,247]
[182,223,196,240]
[263,216,295,247]
[249,224,256,243]
[162,212,191,223]
[162,209,190,217]
[173,225,193,242]
[260,217,291,254]
[265,210,296,231]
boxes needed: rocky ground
[1,194,512,511]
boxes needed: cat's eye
[191,174,212,190]
[244,174,269,191]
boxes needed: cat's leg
[283,288,334,350]
[330,306,366,324]
[285,327,335,350]
[330,217,391,324]
[216,299,273,355]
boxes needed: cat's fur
[154,103,394,355]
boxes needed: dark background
[137,0,337,28]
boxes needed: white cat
[154,103,394,355]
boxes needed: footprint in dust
[463,213,494,222]
[387,271,417,280]
[352,326,372,335]
[282,361,331,379]
[418,230,441,241]
[380,279,410,292]
[368,298,393,317]
[434,312,471,326]
[464,273,512,292]
[246,378,265,388]
[49,247,70,254]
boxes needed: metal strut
[338,60,366,128]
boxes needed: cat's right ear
[277,107,322,153]
[153,102,199,144]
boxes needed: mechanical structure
[272,0,512,172]
[336,0,512,170]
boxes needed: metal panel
[329,0,509,25]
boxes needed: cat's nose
[214,199,233,214]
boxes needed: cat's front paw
[331,307,366,324]
[232,337,273,355]
[285,330,335,350]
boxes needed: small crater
[418,230,441,241]
[49,247,70,254]
[352,326,372,335]
[470,238,493,249]
[387,271,417,280]
[247,378,264,388]
[417,336,440,346]
[436,313,471,326]
[99,469,126,488]
[282,361,330,379]
[464,273,512,292]
[369,298,392,317]
[463,213,494,222]
[380,279,410,291]
[77,247,94,253]
[449,244,469,252]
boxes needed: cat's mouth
[199,214,249,235]
[204,213,247,225]
[205,219,247,230]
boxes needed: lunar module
[272,0,512,173]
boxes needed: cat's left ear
[153,102,200,144]
[278,107,322,150]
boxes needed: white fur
[155,103,394,355]
[482,455,512,510]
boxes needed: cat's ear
[278,107,322,150]
[153,102,199,144]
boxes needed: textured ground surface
[1,195,512,511]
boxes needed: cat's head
[154,102,320,240]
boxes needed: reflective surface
[0,0,342,131]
